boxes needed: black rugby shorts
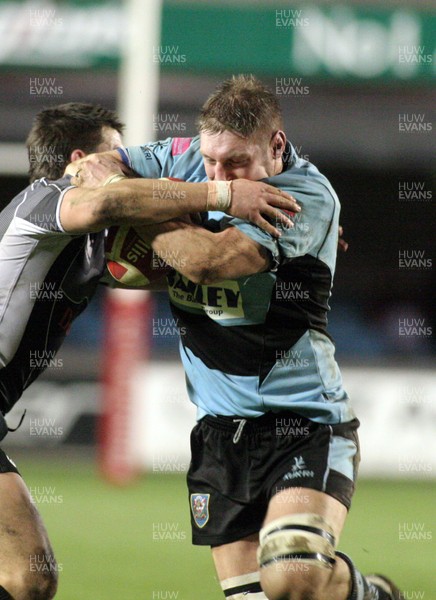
[187,411,360,546]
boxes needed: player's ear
[70,149,86,163]
[271,131,286,159]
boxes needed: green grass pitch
[18,457,435,599]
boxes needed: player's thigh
[262,415,360,546]
[266,486,347,541]
[0,470,57,596]
[211,487,348,578]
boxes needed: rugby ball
[105,225,171,287]
[104,177,184,287]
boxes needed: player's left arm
[137,220,271,284]
[140,180,339,284]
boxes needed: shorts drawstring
[232,418,247,443]
[7,409,27,433]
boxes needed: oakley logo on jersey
[283,456,315,481]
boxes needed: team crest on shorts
[190,493,210,528]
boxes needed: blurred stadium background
[0,0,434,598]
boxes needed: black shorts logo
[190,493,210,528]
[283,455,315,481]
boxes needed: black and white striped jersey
[0,176,106,414]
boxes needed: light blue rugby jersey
[119,137,354,424]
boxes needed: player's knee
[28,563,58,600]
[2,553,58,600]
[257,513,336,600]
[27,553,59,600]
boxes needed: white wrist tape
[102,173,128,186]
[206,181,232,211]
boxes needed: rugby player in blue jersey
[75,76,400,600]
[0,101,296,600]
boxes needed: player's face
[95,126,123,152]
[200,129,279,181]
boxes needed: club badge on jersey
[190,493,210,528]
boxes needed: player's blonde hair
[197,74,283,140]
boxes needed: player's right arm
[59,177,300,236]
[61,137,302,236]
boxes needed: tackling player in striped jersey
[0,101,297,600]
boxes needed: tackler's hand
[229,179,301,238]
[70,152,133,188]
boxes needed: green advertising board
[0,1,434,83]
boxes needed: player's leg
[209,491,348,600]
[258,489,401,600]
[258,417,400,600]
[260,490,401,600]
[259,487,351,599]
[0,451,58,600]
[210,502,400,600]
[188,416,269,599]
[212,534,266,599]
